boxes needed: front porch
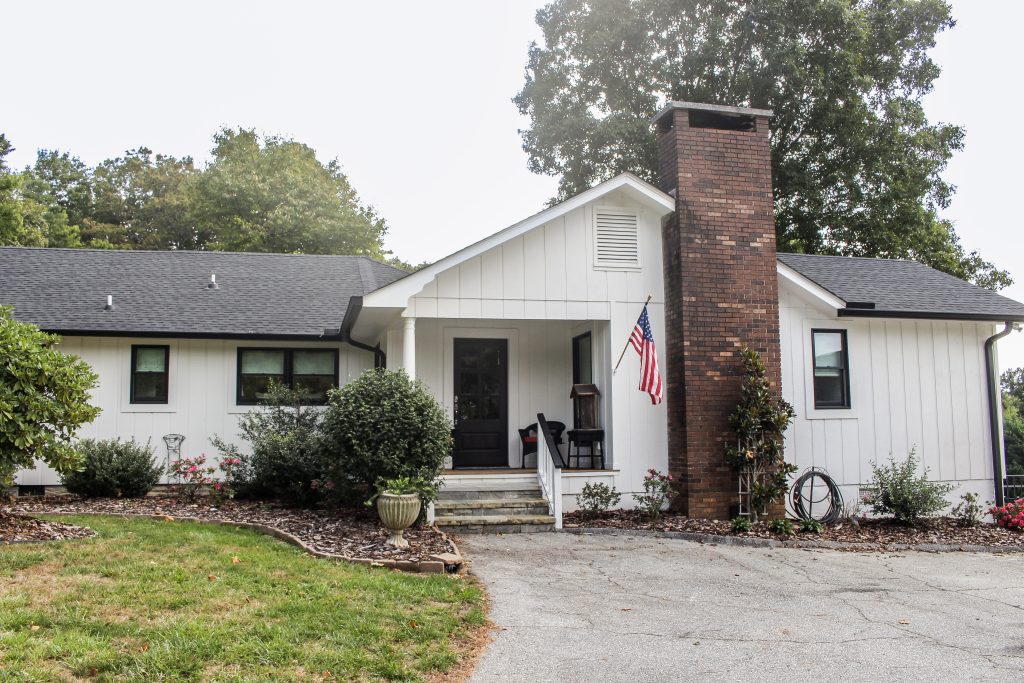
[388,317,616,472]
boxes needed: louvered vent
[594,209,640,268]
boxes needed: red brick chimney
[654,102,782,519]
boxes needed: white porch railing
[535,413,563,529]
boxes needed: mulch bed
[0,510,95,544]
[563,509,1024,551]
[11,497,455,562]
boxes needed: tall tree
[1003,368,1024,476]
[89,148,199,250]
[194,128,388,256]
[515,0,1009,289]
[0,135,79,248]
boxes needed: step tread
[435,514,556,526]
[435,498,549,509]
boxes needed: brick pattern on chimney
[658,107,782,519]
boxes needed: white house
[4,102,1023,529]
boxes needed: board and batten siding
[779,284,998,505]
[15,336,374,487]
[386,190,670,500]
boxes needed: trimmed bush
[211,381,324,505]
[320,369,451,507]
[62,438,162,498]
[575,482,621,518]
[867,449,953,524]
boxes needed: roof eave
[837,309,1024,323]
[39,329,345,341]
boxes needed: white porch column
[402,317,416,379]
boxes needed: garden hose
[790,468,844,524]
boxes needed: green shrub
[1,306,100,487]
[800,518,823,534]
[730,516,752,533]
[768,518,795,536]
[211,381,324,506]
[867,449,953,525]
[62,438,162,498]
[576,482,621,518]
[320,369,451,507]
[952,492,983,528]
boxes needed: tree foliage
[515,0,1009,289]
[1003,368,1024,476]
[0,306,100,487]
[0,129,391,259]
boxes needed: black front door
[452,338,508,468]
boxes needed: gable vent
[594,209,640,268]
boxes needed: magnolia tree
[724,347,796,521]
[0,306,100,493]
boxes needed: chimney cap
[651,101,773,126]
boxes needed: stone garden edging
[39,511,465,573]
[559,525,1024,554]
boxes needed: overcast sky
[4,1,1022,370]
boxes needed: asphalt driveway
[460,531,1024,682]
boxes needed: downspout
[985,321,1015,507]
[339,296,387,368]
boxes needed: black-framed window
[572,332,593,385]
[236,348,339,405]
[812,330,850,409]
[130,345,170,404]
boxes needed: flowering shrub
[211,457,242,505]
[168,455,215,502]
[989,498,1024,531]
[633,469,675,519]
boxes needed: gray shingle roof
[0,247,408,338]
[778,253,1024,322]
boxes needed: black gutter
[38,329,343,342]
[338,295,386,368]
[986,321,1016,507]
[839,309,1024,323]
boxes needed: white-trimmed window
[593,208,640,269]
[811,329,851,409]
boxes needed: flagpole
[613,294,652,373]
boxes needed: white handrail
[535,414,563,529]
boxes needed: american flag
[629,305,663,405]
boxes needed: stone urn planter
[376,492,422,549]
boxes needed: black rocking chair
[518,421,566,468]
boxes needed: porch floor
[443,468,614,475]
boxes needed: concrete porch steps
[435,498,551,517]
[435,476,554,533]
[434,514,556,534]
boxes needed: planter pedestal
[377,493,422,549]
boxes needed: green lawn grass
[0,515,485,682]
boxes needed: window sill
[121,404,177,414]
[803,408,860,421]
